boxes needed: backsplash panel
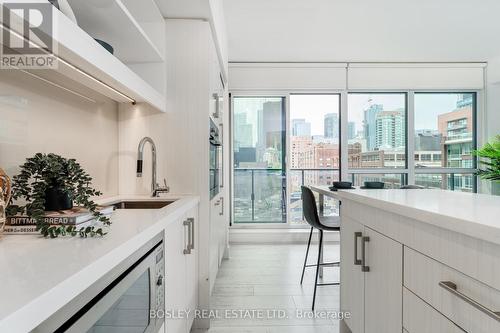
[0,70,119,198]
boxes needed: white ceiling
[154,0,210,19]
[223,0,500,63]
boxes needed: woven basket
[0,188,5,236]
[0,168,11,236]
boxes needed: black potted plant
[6,153,110,238]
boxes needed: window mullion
[407,91,415,185]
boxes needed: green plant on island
[6,153,110,238]
[473,135,500,183]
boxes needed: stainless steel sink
[112,200,175,209]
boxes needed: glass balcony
[233,169,286,223]
[289,169,340,225]
[415,173,475,192]
[233,168,340,224]
[445,132,472,142]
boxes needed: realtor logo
[1,2,58,69]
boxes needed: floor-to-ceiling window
[230,91,478,226]
[289,94,341,224]
[414,93,477,191]
[232,97,286,223]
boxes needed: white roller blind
[229,63,347,90]
[348,63,485,90]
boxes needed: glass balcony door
[232,97,286,223]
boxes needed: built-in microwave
[35,233,165,333]
[210,118,221,199]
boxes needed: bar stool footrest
[305,261,340,268]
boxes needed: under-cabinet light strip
[1,23,137,104]
[16,66,97,103]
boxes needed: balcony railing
[233,168,340,224]
[445,132,472,142]
[233,167,477,224]
[233,168,286,223]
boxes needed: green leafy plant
[473,135,500,182]
[6,153,110,238]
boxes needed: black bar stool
[300,186,340,311]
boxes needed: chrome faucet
[136,137,170,197]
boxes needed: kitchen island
[310,186,500,333]
[0,195,199,333]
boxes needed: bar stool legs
[300,227,314,285]
[312,230,323,311]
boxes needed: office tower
[324,113,339,139]
[292,118,311,137]
[363,104,383,150]
[348,121,356,140]
[375,110,405,149]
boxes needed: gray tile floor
[202,243,341,333]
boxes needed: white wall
[486,58,500,139]
[0,70,119,198]
[485,57,500,195]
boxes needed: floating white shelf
[0,3,166,112]
[67,0,164,63]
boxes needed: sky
[291,93,463,136]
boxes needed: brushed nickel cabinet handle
[219,197,224,216]
[187,218,195,251]
[183,220,191,254]
[439,281,500,322]
[361,236,370,272]
[219,123,224,189]
[354,232,362,265]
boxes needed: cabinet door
[164,216,188,333]
[363,226,402,333]
[340,216,365,333]
[185,207,199,331]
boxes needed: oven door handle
[183,219,192,254]
[187,218,195,251]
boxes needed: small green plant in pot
[6,153,110,238]
[473,135,500,183]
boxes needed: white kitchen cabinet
[164,205,199,333]
[340,216,402,333]
[340,217,364,333]
[403,287,465,333]
[317,188,500,333]
[185,205,199,331]
[363,227,402,333]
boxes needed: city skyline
[232,94,475,224]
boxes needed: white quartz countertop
[310,186,500,245]
[0,194,199,333]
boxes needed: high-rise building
[291,118,311,137]
[324,113,339,139]
[347,122,356,140]
[375,110,405,149]
[257,101,283,166]
[363,104,383,150]
[233,112,253,149]
[414,129,441,151]
[437,94,474,192]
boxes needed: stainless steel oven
[35,234,165,333]
[210,118,221,199]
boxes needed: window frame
[411,91,479,192]
[229,89,481,228]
